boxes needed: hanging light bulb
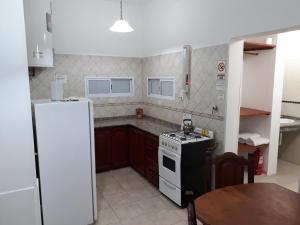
[110,0,134,33]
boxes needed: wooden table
[195,183,300,225]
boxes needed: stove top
[161,131,211,144]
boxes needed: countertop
[280,116,300,132]
[94,116,180,136]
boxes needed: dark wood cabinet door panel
[95,128,112,172]
[145,133,159,149]
[145,133,159,163]
[135,128,145,175]
[95,125,159,190]
[129,127,145,175]
[145,165,159,187]
[145,157,158,174]
[145,146,158,163]
[129,127,134,165]
[111,126,129,168]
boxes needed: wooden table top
[195,183,300,225]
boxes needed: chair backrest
[213,152,254,189]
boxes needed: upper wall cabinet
[24,0,54,67]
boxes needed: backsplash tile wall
[142,45,229,153]
[29,55,143,118]
[30,44,228,152]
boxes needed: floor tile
[104,191,135,207]
[111,201,144,220]
[96,208,120,225]
[96,160,300,225]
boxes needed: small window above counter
[85,77,134,97]
[147,77,175,100]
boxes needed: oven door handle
[162,180,176,190]
[160,149,178,159]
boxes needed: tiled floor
[255,159,300,192]
[96,167,190,225]
[96,160,300,225]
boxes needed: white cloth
[238,133,260,144]
[246,136,270,146]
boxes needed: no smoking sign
[217,60,226,75]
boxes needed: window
[148,77,175,99]
[85,77,134,97]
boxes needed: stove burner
[180,137,187,141]
[169,133,176,137]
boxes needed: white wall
[0,0,39,223]
[241,38,277,112]
[53,0,144,57]
[143,0,300,56]
[224,40,244,154]
[281,31,300,117]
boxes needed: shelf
[240,107,271,118]
[238,143,269,154]
[244,41,276,51]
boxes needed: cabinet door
[94,128,111,172]
[111,126,129,168]
[145,133,159,187]
[135,129,145,175]
[145,133,159,163]
[129,127,135,166]
[145,159,159,188]
[129,127,145,175]
[23,0,54,67]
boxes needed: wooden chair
[213,152,254,189]
[186,191,197,225]
[186,152,254,225]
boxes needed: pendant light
[110,0,134,33]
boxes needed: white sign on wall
[217,60,226,80]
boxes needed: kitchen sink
[280,118,295,124]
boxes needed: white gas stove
[158,129,214,207]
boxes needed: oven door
[158,147,181,188]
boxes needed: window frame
[85,76,134,98]
[147,77,176,100]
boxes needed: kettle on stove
[182,119,193,134]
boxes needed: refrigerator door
[88,101,98,221]
[34,100,94,225]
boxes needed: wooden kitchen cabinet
[129,127,145,176]
[144,133,159,187]
[111,126,129,168]
[94,128,112,172]
[94,126,129,172]
[95,125,160,188]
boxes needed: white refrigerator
[32,99,97,225]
